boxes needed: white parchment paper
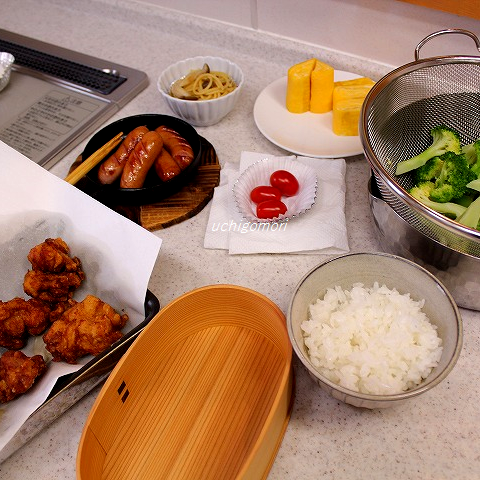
[0,141,162,453]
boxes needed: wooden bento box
[77,285,294,480]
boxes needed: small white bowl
[0,52,15,93]
[233,157,317,223]
[157,56,244,127]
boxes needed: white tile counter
[1,0,480,479]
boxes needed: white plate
[253,71,363,158]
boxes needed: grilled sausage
[97,126,149,184]
[120,131,164,189]
[155,126,194,170]
[154,148,182,182]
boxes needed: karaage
[23,270,85,302]
[27,238,82,273]
[43,295,128,364]
[47,298,78,323]
[0,350,47,403]
[0,297,51,349]
[23,237,85,302]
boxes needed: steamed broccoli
[396,125,461,176]
[455,193,476,208]
[414,156,444,184]
[457,195,480,229]
[462,139,480,165]
[466,178,480,193]
[409,182,467,219]
[427,152,476,203]
[457,178,480,229]
[462,139,480,177]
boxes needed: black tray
[0,289,160,463]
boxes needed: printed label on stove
[0,89,100,162]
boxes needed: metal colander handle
[415,28,480,61]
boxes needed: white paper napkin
[204,151,349,254]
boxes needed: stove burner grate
[0,38,126,95]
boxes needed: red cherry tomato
[250,185,282,204]
[270,170,299,197]
[256,199,288,219]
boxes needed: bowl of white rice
[287,252,463,409]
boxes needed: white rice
[301,282,443,395]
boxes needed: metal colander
[361,29,480,257]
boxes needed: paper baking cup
[233,157,318,222]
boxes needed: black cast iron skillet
[81,114,202,206]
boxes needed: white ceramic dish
[253,71,363,158]
[157,56,244,127]
[233,157,317,222]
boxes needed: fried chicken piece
[23,238,85,302]
[23,269,85,302]
[0,297,51,349]
[27,238,82,273]
[47,298,78,323]
[43,295,128,364]
[0,350,47,403]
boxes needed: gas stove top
[0,29,148,169]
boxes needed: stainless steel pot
[369,175,480,310]
[361,29,480,310]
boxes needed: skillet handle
[415,28,480,61]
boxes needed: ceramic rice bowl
[287,252,463,409]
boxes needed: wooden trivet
[70,137,220,231]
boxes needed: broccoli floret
[396,125,461,176]
[467,178,480,193]
[428,152,476,202]
[409,182,467,219]
[457,178,480,230]
[455,193,476,208]
[462,139,480,177]
[414,156,444,184]
[454,178,480,208]
[462,139,480,165]
[457,195,480,230]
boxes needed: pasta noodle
[190,71,236,100]
[170,65,237,100]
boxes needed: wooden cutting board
[70,137,220,231]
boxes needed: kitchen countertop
[1,0,480,479]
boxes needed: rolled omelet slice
[333,84,373,104]
[286,58,316,113]
[310,60,334,114]
[332,84,373,136]
[334,77,375,88]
